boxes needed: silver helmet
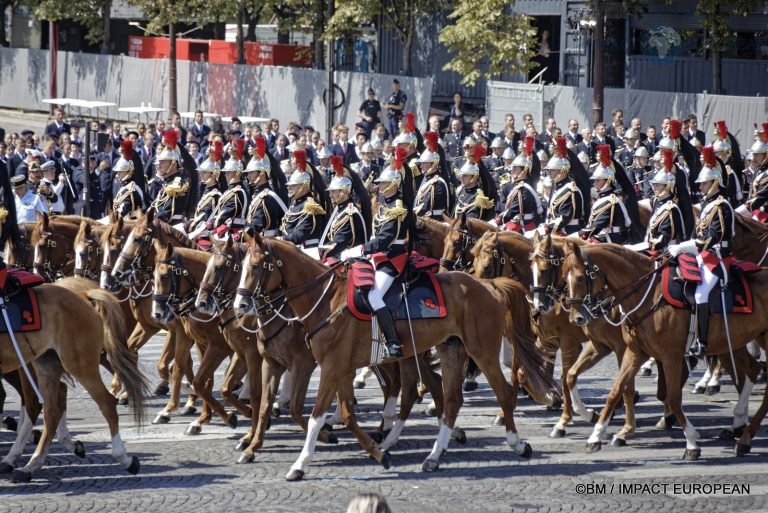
[327,172,352,193]
[287,169,311,186]
[419,148,440,164]
[502,147,515,161]
[634,146,649,158]
[245,156,270,173]
[376,165,403,185]
[490,137,505,149]
[457,160,479,177]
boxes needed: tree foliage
[439,0,538,86]
[693,0,762,52]
[125,0,236,35]
[31,0,112,47]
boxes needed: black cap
[10,175,26,187]
[392,79,400,85]
[21,130,34,137]
[367,88,375,94]
[231,116,241,123]
[304,125,314,132]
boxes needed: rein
[440,227,476,271]
[152,252,201,318]
[34,230,73,281]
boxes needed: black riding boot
[374,308,402,359]
[689,304,709,358]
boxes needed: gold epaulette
[164,177,189,198]
[498,173,512,185]
[410,160,422,177]
[0,205,8,223]
[568,182,580,192]
[475,190,495,210]
[384,199,408,222]
[302,197,326,216]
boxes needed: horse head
[560,240,607,326]
[151,240,180,323]
[112,208,155,286]
[100,214,128,291]
[74,220,101,280]
[529,230,566,315]
[197,234,242,314]
[234,232,284,317]
[32,213,72,281]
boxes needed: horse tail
[86,288,149,428]
[489,277,557,403]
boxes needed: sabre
[401,282,423,388]
[0,296,44,404]
[62,170,76,197]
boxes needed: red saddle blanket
[661,259,759,314]
[347,256,446,321]
[0,269,44,333]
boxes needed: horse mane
[150,219,198,249]
[563,243,654,277]
[266,238,328,275]
[735,213,768,243]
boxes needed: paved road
[1,332,767,513]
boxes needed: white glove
[340,246,364,261]
[668,239,697,257]
[667,243,683,257]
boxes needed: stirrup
[384,343,403,359]
[687,340,707,358]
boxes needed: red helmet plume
[329,155,344,177]
[234,138,245,161]
[553,136,567,159]
[760,123,768,143]
[424,131,439,152]
[668,119,682,141]
[715,120,728,141]
[597,144,613,169]
[254,136,266,159]
[404,112,415,133]
[163,129,178,150]
[120,139,134,161]
[212,140,223,162]
[394,146,408,170]
[700,146,717,168]
[662,148,674,171]
[524,136,535,157]
[471,143,485,165]
[293,149,307,171]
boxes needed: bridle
[34,230,72,281]
[476,236,520,281]
[112,226,155,285]
[152,250,200,318]
[74,236,102,281]
[440,227,476,271]
[530,243,567,310]
[562,251,612,322]
[199,245,244,315]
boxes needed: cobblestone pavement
[1,333,767,513]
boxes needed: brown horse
[30,214,91,281]
[0,283,148,482]
[473,230,643,442]
[233,235,553,480]
[558,241,767,458]
[438,217,494,272]
[5,222,37,271]
[103,210,200,421]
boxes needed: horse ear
[225,233,233,250]
[533,229,541,245]
[146,207,155,224]
[116,215,124,231]
[40,212,49,229]
[241,231,253,246]
[82,220,91,237]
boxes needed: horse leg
[240,357,280,461]
[288,357,337,445]
[155,330,195,423]
[736,335,768,454]
[274,370,294,415]
[549,338,587,437]
[186,339,235,435]
[585,346,645,454]
[219,353,251,419]
[610,342,643,447]
[126,321,163,394]
[717,348,759,440]
[692,357,715,394]
[657,353,701,460]
[564,341,612,425]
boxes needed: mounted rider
[413,131,450,221]
[209,138,249,240]
[542,136,584,235]
[668,146,735,358]
[186,140,224,243]
[111,139,146,220]
[243,136,288,239]
[280,149,327,256]
[498,136,542,234]
[579,144,631,244]
[736,123,768,221]
[644,149,687,253]
[452,142,496,222]
[149,129,190,225]
[340,146,415,359]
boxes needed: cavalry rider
[453,143,495,222]
[628,146,653,199]
[280,149,326,255]
[579,144,631,244]
[498,136,542,234]
[644,149,686,254]
[668,146,735,358]
[736,123,768,221]
[209,138,248,239]
[111,140,145,220]
[243,136,288,238]
[340,146,414,360]
[413,131,449,221]
[149,129,190,225]
[186,140,224,242]
[543,136,583,235]
[494,146,516,215]
[711,120,744,205]
[318,155,368,262]
[393,113,421,187]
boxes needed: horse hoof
[518,442,533,459]
[718,428,736,441]
[0,462,14,474]
[285,469,305,482]
[452,428,467,445]
[380,450,392,470]
[588,411,599,424]
[423,405,437,417]
[585,442,602,454]
[126,456,140,475]
[235,441,248,451]
[369,431,385,445]
[152,413,171,425]
[492,415,505,426]
[706,385,720,395]
[683,448,701,461]
[271,406,281,418]
[185,425,202,436]
[3,416,17,432]
[322,423,334,432]
[463,381,478,392]
[549,428,566,438]
[546,402,562,412]
[227,414,238,430]
[324,432,339,445]
[733,425,746,438]
[421,458,440,472]
[735,443,751,456]
[611,437,627,447]
[118,396,129,406]
[655,415,676,430]
[639,367,652,377]
[180,406,197,416]
[74,441,86,458]
[237,453,255,464]
[153,383,170,396]
[353,380,366,389]
[691,385,706,395]
[12,469,32,483]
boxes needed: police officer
[413,131,449,221]
[580,145,632,244]
[149,129,189,225]
[669,146,734,358]
[318,156,368,262]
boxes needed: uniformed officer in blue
[280,149,326,253]
[111,140,145,220]
[209,138,248,239]
[149,129,189,225]
[542,136,584,235]
[499,136,542,234]
[243,136,288,238]
[187,140,224,242]
[579,144,632,244]
[340,146,413,359]
[319,155,368,262]
[669,146,735,358]
[644,149,686,253]
[413,131,449,220]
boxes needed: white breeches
[694,254,719,304]
[367,270,395,311]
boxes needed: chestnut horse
[558,240,768,458]
[233,235,553,481]
[0,283,148,482]
[5,222,37,271]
